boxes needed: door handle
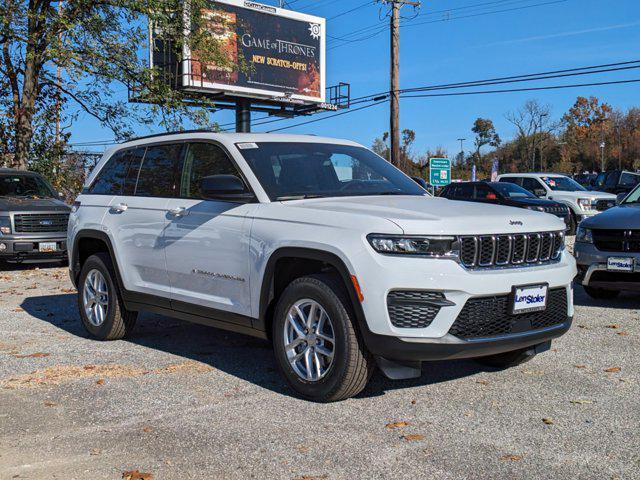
[111,203,128,213]
[168,207,187,217]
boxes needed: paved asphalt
[0,260,638,480]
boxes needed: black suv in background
[592,170,640,195]
[440,181,571,230]
[0,169,70,265]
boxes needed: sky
[69,0,640,158]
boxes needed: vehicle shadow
[23,293,488,401]
[0,260,66,272]
[573,284,640,310]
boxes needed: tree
[0,0,230,170]
[506,100,555,171]
[371,129,416,171]
[472,118,500,175]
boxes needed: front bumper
[0,235,67,262]
[574,242,640,291]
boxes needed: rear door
[105,144,183,302]
[163,142,255,323]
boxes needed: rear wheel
[476,347,536,369]
[272,273,374,402]
[78,252,137,340]
[584,286,620,300]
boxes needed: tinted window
[0,174,56,198]
[474,184,497,200]
[621,172,640,187]
[541,176,586,192]
[456,183,474,198]
[595,172,607,187]
[180,143,241,199]
[500,177,522,187]
[522,177,543,193]
[604,172,619,188]
[89,151,130,195]
[135,144,184,198]
[238,142,425,200]
[491,182,535,199]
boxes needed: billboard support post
[235,98,251,133]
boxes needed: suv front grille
[592,229,640,252]
[13,213,69,233]
[459,231,565,269]
[387,290,446,329]
[448,288,568,339]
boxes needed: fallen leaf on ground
[577,324,589,329]
[574,365,587,369]
[501,454,522,461]
[476,379,489,385]
[90,448,101,456]
[604,367,621,373]
[142,426,153,433]
[570,400,593,405]
[44,401,57,407]
[386,421,409,429]
[96,379,105,385]
[296,445,309,453]
[605,324,619,329]
[410,399,417,405]
[12,307,24,312]
[122,470,153,480]
[13,352,50,358]
[542,418,554,425]
[402,434,425,441]
[617,332,629,336]
[293,476,327,480]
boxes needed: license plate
[607,257,634,272]
[511,284,548,315]
[39,242,57,253]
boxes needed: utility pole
[457,138,466,164]
[384,0,420,170]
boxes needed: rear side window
[499,177,522,187]
[621,172,640,187]
[474,184,496,200]
[135,144,184,198]
[180,143,241,199]
[456,183,474,198]
[89,151,130,195]
[122,148,146,195]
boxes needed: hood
[550,190,616,200]
[581,203,640,230]
[285,195,566,235]
[0,196,70,213]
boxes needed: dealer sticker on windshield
[607,257,634,272]
[511,284,548,315]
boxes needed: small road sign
[429,158,451,186]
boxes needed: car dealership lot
[0,262,638,480]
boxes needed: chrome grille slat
[459,231,564,270]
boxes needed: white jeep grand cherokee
[68,132,576,402]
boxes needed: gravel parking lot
[1,254,638,479]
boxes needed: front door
[163,142,255,325]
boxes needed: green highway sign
[429,158,451,186]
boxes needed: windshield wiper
[276,194,326,201]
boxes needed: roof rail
[122,129,219,144]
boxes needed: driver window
[180,143,241,199]
[522,178,542,193]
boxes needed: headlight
[0,217,10,236]
[525,206,546,212]
[577,198,595,211]
[576,226,593,244]
[367,234,458,257]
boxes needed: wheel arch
[71,230,121,289]
[257,247,369,341]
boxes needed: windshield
[0,174,56,199]
[541,176,586,192]
[490,182,536,199]
[623,184,640,204]
[237,142,426,200]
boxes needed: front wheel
[272,274,374,402]
[77,252,137,340]
[584,286,620,299]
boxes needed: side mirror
[533,188,547,197]
[616,192,627,205]
[199,175,254,202]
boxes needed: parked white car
[497,173,617,233]
[68,132,576,401]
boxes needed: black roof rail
[122,129,220,144]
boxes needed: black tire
[272,273,375,402]
[567,211,577,235]
[476,348,536,369]
[584,286,620,300]
[77,252,137,340]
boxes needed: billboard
[153,0,326,105]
